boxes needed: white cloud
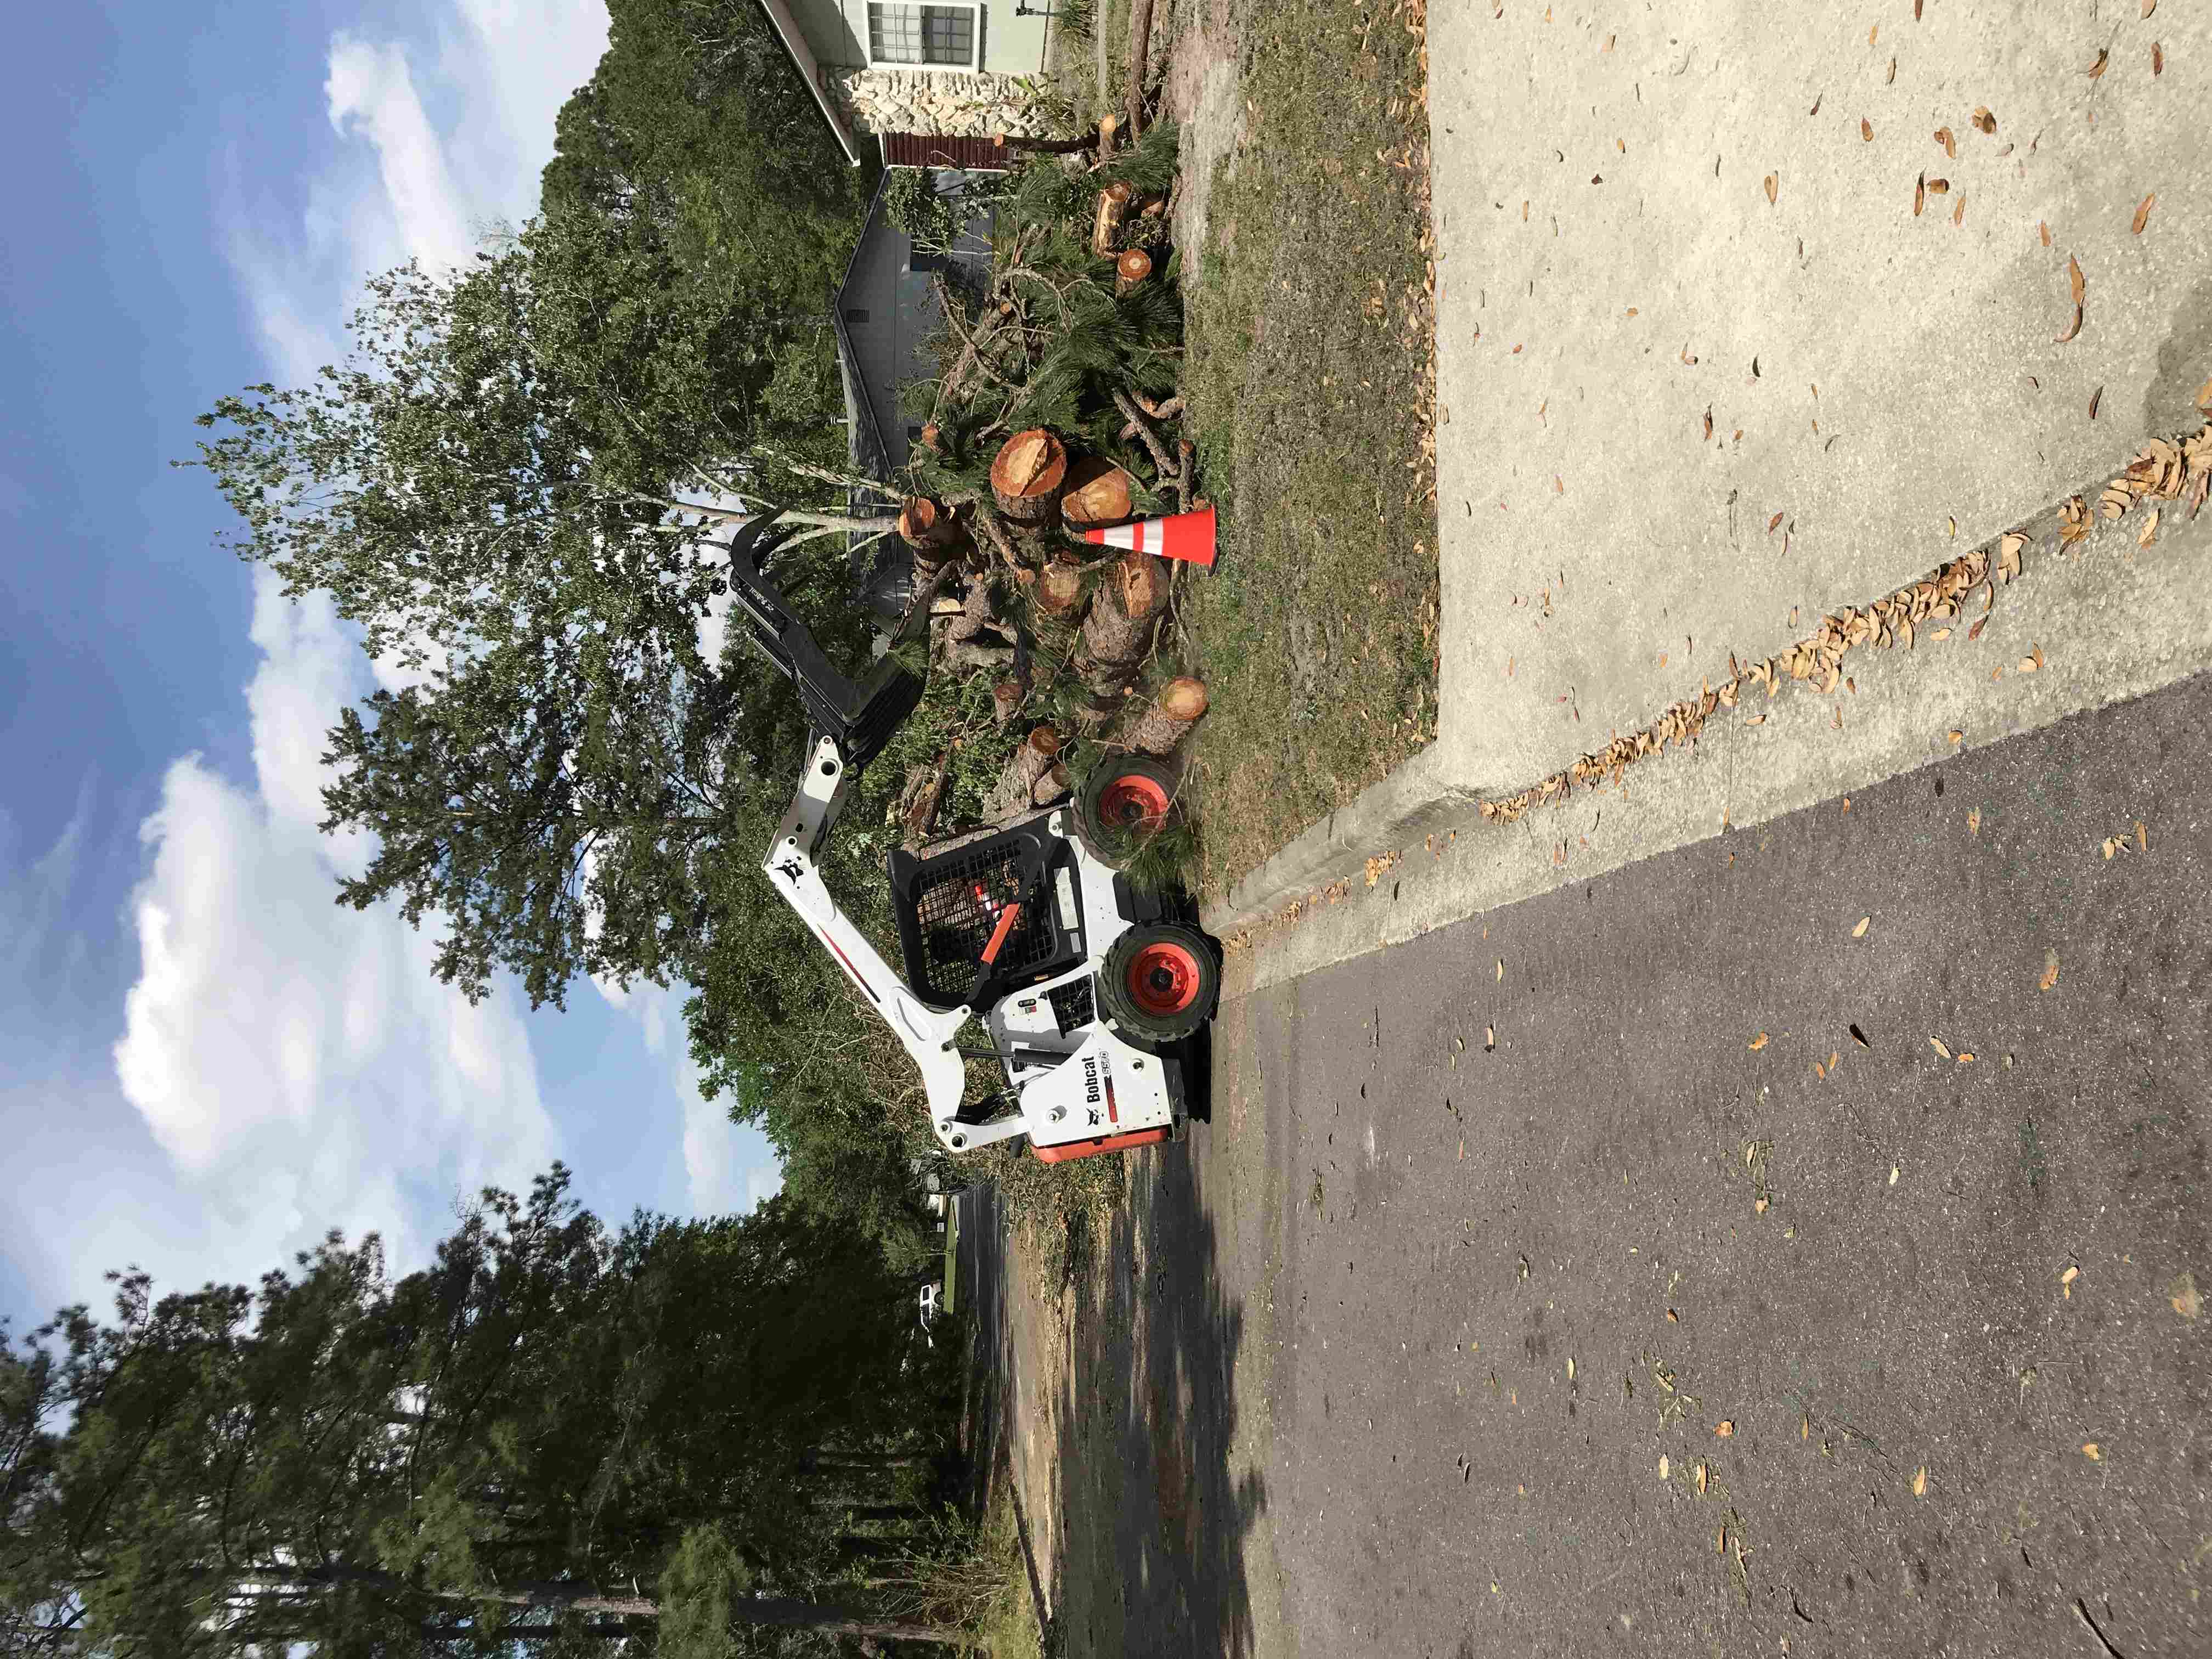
[114,569,558,1276]
[96,0,613,1297]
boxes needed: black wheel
[1073,755,1181,870]
[1097,922,1219,1047]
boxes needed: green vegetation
[0,1169,977,1651]
[1178,0,1441,898]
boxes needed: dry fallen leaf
[1861,117,1874,141]
[2171,1271,2202,1320]
[1696,1462,1709,1493]
[2038,221,2051,247]
[2089,386,2103,420]
[1658,1454,1671,1480]
[2069,253,2086,306]
[1914,172,1926,216]
[1889,1164,1900,1186]
[2152,41,2163,74]
[1968,616,1988,640]
[2087,48,2109,78]
[2133,193,2156,235]
[2140,507,2161,547]
[2061,1264,2080,1286]
[2083,1442,2102,1460]
[1912,1465,1929,1498]
[1768,510,1784,532]
[1764,173,1779,206]
[1754,1197,1769,1214]
[1715,1420,1735,1439]
[1927,177,1950,195]
[1802,1414,1811,1441]
[1929,1036,1953,1059]
[2056,305,2084,344]
[1948,730,1965,745]
[2135,820,2148,851]
[1749,1031,1769,1051]
[1999,532,2026,580]
[1853,916,1871,938]
[1495,958,1504,981]
[2142,0,2155,15]
[2039,949,2061,992]
[1850,1024,1870,1048]
[1887,55,1897,84]
[2197,374,2212,414]
[1956,1052,1976,1065]
[1968,808,1983,836]
[1934,126,1955,157]
[1972,106,1996,134]
[1703,407,1714,440]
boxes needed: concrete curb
[1199,745,1483,939]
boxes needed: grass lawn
[1176,0,1440,900]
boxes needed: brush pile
[878,119,1210,853]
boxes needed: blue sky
[0,0,783,1333]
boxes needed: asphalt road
[1053,672,2211,1658]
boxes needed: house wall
[776,1,1057,136]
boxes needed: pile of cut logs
[891,425,1209,847]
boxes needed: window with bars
[867,3,977,68]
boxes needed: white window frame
[862,0,984,73]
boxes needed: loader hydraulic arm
[725,515,1026,1152]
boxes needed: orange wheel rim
[1126,941,1202,1017]
[1099,773,1171,832]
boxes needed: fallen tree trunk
[1034,562,1088,622]
[900,498,966,585]
[1059,456,1134,531]
[1121,676,1209,756]
[989,430,1066,526]
[983,725,1063,823]
[1072,549,1172,728]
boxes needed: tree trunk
[291,1562,966,1646]
[900,498,967,587]
[946,578,998,644]
[1126,0,1156,138]
[983,726,1063,823]
[989,430,1067,526]
[1121,676,1209,756]
[1035,562,1087,622]
[1072,550,1172,728]
[992,129,1096,156]
[1059,457,1134,531]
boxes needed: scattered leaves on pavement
[1929,1036,1953,1059]
[1912,1465,1929,1498]
[2133,193,2156,235]
[1715,1420,1735,1438]
[1852,916,1871,938]
[1748,1031,1769,1051]
[2040,949,2061,991]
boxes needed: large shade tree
[0,1170,960,1655]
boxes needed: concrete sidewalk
[1205,0,2212,961]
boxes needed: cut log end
[1059,455,1135,529]
[1122,677,1209,757]
[989,429,1068,525]
[1036,562,1088,619]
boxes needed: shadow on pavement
[1046,1132,1266,1658]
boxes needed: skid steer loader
[729,514,1216,1163]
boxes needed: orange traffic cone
[1079,503,1216,566]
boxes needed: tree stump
[983,725,1063,823]
[1121,676,1209,756]
[1072,550,1172,727]
[989,431,1067,527]
[1059,456,1134,532]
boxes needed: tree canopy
[0,1170,959,1656]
